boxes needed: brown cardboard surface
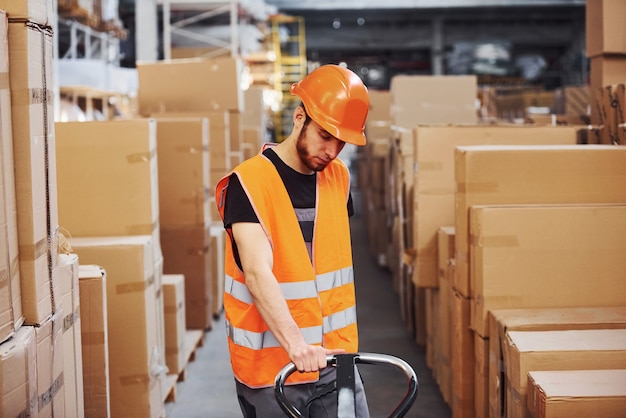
[412,125,579,289]
[0,325,36,418]
[470,204,626,338]
[436,226,454,405]
[242,85,268,129]
[71,236,164,418]
[137,57,244,115]
[474,332,489,418]
[0,9,22,343]
[59,254,84,418]
[589,55,626,89]
[154,118,211,227]
[0,0,54,26]
[78,264,111,418]
[161,224,213,330]
[527,369,626,418]
[34,313,65,418]
[151,110,231,174]
[56,119,159,238]
[390,75,478,129]
[504,329,626,418]
[9,20,55,325]
[454,145,626,299]
[488,306,626,418]
[586,0,626,57]
[162,274,186,375]
[368,90,392,122]
[451,286,474,418]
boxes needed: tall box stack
[0,9,23,344]
[154,118,215,330]
[78,265,111,418]
[3,0,59,327]
[453,144,626,418]
[586,0,626,144]
[137,56,244,213]
[70,236,164,418]
[59,254,85,418]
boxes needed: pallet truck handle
[274,352,419,418]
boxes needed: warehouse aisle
[165,213,451,418]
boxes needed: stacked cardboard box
[78,264,110,418]
[526,369,626,418]
[488,307,626,418]
[0,3,83,416]
[587,0,626,144]
[69,236,163,418]
[0,9,22,345]
[153,117,215,331]
[55,119,165,417]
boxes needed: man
[215,64,370,417]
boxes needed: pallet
[163,330,206,403]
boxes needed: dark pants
[235,366,370,417]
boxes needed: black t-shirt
[223,147,354,269]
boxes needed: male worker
[215,64,371,417]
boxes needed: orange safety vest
[215,147,359,388]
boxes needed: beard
[296,125,329,172]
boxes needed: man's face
[296,117,346,172]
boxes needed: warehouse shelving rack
[158,0,239,60]
[270,14,306,143]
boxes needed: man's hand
[288,344,347,373]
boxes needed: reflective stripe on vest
[224,266,354,305]
[226,319,323,350]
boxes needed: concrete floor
[164,214,452,418]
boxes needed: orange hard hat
[290,64,370,146]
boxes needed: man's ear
[293,105,306,126]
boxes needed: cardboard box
[161,225,213,330]
[527,369,626,418]
[488,306,626,418]
[454,145,626,298]
[474,332,489,418]
[0,0,54,26]
[242,85,268,129]
[71,236,164,418]
[504,329,626,418]
[78,264,111,418]
[34,313,66,418]
[59,254,84,418]
[436,226,454,405]
[368,90,392,122]
[55,119,159,237]
[154,118,211,227]
[150,111,231,176]
[137,57,244,115]
[412,125,579,288]
[162,274,186,375]
[0,9,23,344]
[451,285,474,418]
[9,19,56,325]
[0,325,37,418]
[390,75,477,129]
[586,0,626,57]
[589,55,626,89]
[470,204,626,338]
